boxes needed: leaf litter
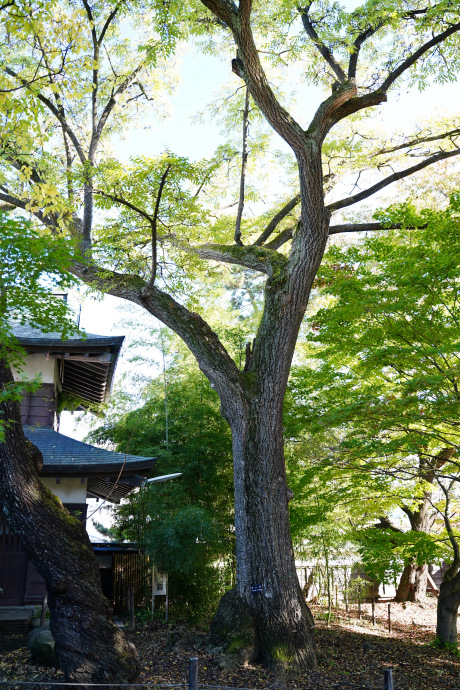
[0,600,459,689]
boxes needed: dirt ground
[0,599,459,689]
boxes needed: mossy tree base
[210,589,259,667]
[210,588,317,677]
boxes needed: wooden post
[40,593,48,627]
[335,585,338,608]
[188,657,198,690]
[128,586,135,629]
[388,603,391,633]
[165,573,169,622]
[383,668,394,690]
[372,597,375,625]
[358,596,361,620]
[151,565,155,616]
[344,567,348,615]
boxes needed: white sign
[153,571,167,596]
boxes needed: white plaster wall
[41,477,88,503]
[11,354,58,384]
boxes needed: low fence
[0,657,395,690]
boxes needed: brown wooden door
[0,515,28,606]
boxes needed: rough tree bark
[395,504,430,602]
[435,474,460,647]
[0,360,139,683]
[437,573,460,646]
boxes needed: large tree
[2,0,460,674]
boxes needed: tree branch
[297,4,347,83]
[328,221,428,235]
[234,87,250,246]
[192,243,282,275]
[254,194,300,246]
[348,20,386,79]
[307,79,358,141]
[200,0,306,154]
[90,62,146,159]
[374,516,403,533]
[0,190,50,227]
[69,260,243,402]
[4,68,87,164]
[197,0,238,30]
[327,147,460,212]
[380,20,460,93]
[81,0,99,135]
[148,165,171,288]
[98,4,121,46]
[328,91,387,127]
[265,225,296,250]
[374,127,460,156]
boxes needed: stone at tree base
[27,626,60,668]
[210,588,259,669]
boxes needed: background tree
[90,361,235,622]
[289,198,460,643]
[0,215,139,683]
[2,0,460,673]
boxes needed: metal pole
[188,657,198,690]
[372,596,375,625]
[383,668,394,690]
[388,603,391,633]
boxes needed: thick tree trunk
[216,386,317,675]
[395,563,428,602]
[395,497,430,602]
[436,573,460,646]
[69,117,330,678]
[0,361,139,683]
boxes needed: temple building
[0,322,155,609]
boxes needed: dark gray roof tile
[24,426,155,476]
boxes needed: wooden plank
[427,571,439,598]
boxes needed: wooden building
[0,323,155,607]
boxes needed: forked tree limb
[254,195,300,246]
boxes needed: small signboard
[251,584,262,594]
[151,567,169,622]
[153,571,168,596]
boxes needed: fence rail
[0,658,395,690]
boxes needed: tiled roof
[12,323,124,349]
[24,426,155,476]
